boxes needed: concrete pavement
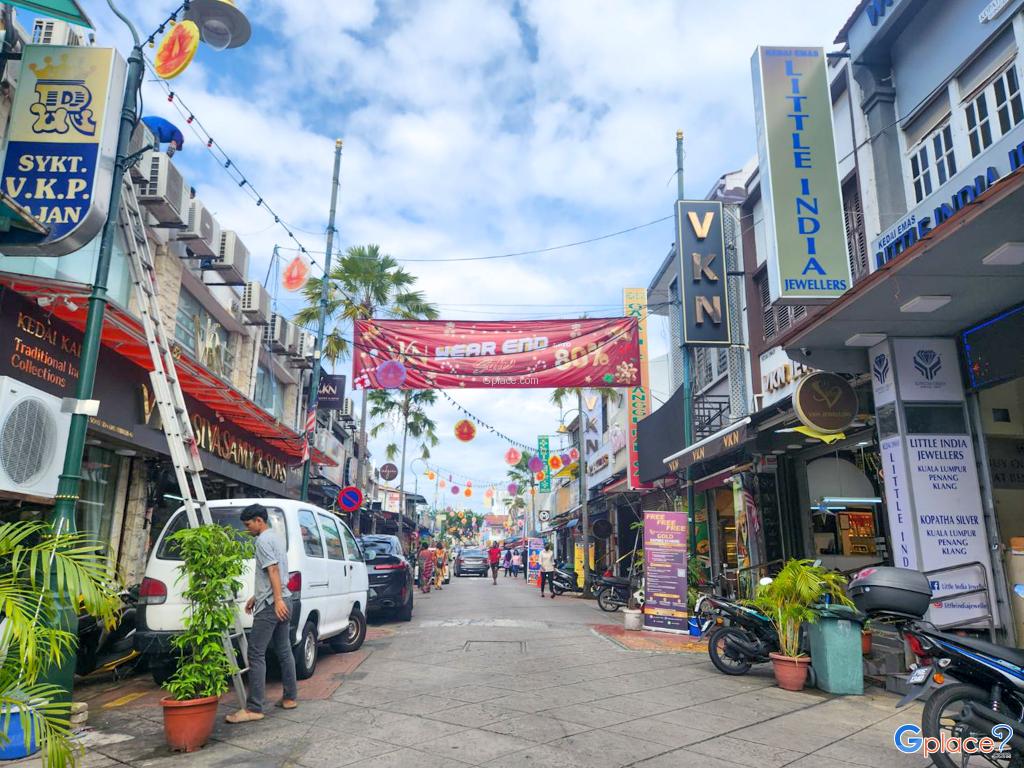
[21,571,932,767]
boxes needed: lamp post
[47,0,250,700]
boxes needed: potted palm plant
[749,558,852,691]
[160,523,250,753]
[0,520,118,766]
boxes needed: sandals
[276,699,298,710]
[225,710,265,724]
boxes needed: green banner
[538,436,550,492]
[752,46,850,304]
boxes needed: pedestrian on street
[418,541,435,593]
[539,542,556,599]
[511,550,522,577]
[503,548,512,577]
[434,541,447,590]
[488,541,502,584]
[226,504,297,723]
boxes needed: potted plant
[161,523,250,753]
[0,520,118,766]
[748,558,852,691]
[862,620,873,656]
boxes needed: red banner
[353,318,641,389]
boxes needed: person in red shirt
[487,541,502,585]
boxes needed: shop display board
[528,537,543,586]
[643,510,689,633]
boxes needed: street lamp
[47,0,250,701]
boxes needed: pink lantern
[528,456,543,473]
[466,480,472,487]
[376,360,407,388]
[507,482,518,495]
[568,447,580,462]
[504,447,522,466]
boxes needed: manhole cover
[463,640,526,653]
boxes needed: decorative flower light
[568,447,580,462]
[439,479,446,489]
[451,485,460,495]
[464,488,472,497]
[548,455,563,471]
[560,453,571,466]
[282,255,311,291]
[454,419,476,442]
[504,447,522,466]
[507,482,518,495]
[528,455,543,473]
[535,471,545,482]
[376,360,407,389]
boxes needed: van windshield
[156,506,288,561]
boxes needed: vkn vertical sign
[751,46,850,304]
[676,200,730,345]
[0,46,126,255]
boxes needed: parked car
[135,499,369,685]
[455,548,489,577]
[358,534,414,621]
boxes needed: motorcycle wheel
[922,682,1022,768]
[707,626,754,676]
[596,587,621,612]
[552,582,565,595]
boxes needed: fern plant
[748,558,853,658]
[0,521,119,767]
[164,524,251,701]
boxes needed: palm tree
[367,389,439,533]
[294,245,438,533]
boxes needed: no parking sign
[337,486,363,512]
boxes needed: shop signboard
[643,509,689,633]
[676,200,730,345]
[573,543,595,588]
[759,346,814,408]
[528,537,543,586]
[793,372,858,434]
[537,435,551,492]
[0,46,126,255]
[316,374,346,410]
[878,435,918,570]
[623,288,652,490]
[379,462,398,481]
[751,46,851,304]
[893,338,964,403]
[988,438,1024,489]
[383,490,400,514]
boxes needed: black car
[455,548,489,577]
[358,535,414,621]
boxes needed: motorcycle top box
[848,566,933,618]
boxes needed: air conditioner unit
[263,314,289,353]
[283,319,299,356]
[241,281,270,325]
[136,152,189,227]
[209,230,250,284]
[177,199,221,257]
[341,398,355,419]
[292,331,315,360]
[0,377,71,499]
[128,122,156,181]
[32,19,84,46]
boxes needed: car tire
[330,607,367,653]
[151,659,175,687]
[292,621,318,680]
[396,593,413,622]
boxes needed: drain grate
[463,640,527,653]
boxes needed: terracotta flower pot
[862,630,873,656]
[769,653,812,691]
[161,696,220,753]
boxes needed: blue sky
[77,0,855,512]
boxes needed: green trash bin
[807,604,865,695]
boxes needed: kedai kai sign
[0,46,126,255]
[751,46,851,304]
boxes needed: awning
[663,418,751,473]
[779,166,1024,373]
[0,191,47,236]
[0,274,335,466]
[7,0,92,26]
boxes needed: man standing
[539,542,556,599]
[226,504,298,723]
[487,541,502,585]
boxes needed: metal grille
[724,207,749,418]
[0,398,55,485]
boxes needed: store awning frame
[663,417,751,472]
[0,273,335,466]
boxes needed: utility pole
[578,389,593,598]
[676,129,696,555]
[356,391,369,535]
[300,139,343,501]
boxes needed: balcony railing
[693,394,730,441]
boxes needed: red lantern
[504,447,522,466]
[282,255,310,291]
[568,447,580,462]
[464,488,472,497]
[548,455,563,471]
[454,419,476,442]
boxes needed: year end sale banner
[352,318,641,389]
[643,510,689,633]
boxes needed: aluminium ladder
[115,171,250,709]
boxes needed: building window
[965,89,994,157]
[910,120,956,204]
[993,65,1024,135]
[254,363,285,422]
[757,271,806,344]
[175,289,235,381]
[910,143,932,202]
[843,178,869,282]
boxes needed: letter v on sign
[687,210,715,240]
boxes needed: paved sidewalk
[17,573,932,767]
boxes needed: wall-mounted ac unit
[292,330,315,361]
[209,230,250,285]
[128,122,156,181]
[177,199,221,257]
[0,377,71,499]
[341,398,355,419]
[136,152,189,227]
[241,281,270,325]
[283,319,299,356]
[263,314,290,353]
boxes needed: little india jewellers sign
[0,46,126,255]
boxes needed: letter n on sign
[676,200,731,346]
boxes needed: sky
[77,0,855,513]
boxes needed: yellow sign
[0,46,126,254]
[574,543,595,587]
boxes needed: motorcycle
[696,593,780,676]
[850,566,1024,768]
[550,562,583,595]
[595,572,643,612]
[76,585,144,679]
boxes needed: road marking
[103,692,148,708]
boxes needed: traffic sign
[380,463,399,481]
[539,510,551,522]
[337,486,363,512]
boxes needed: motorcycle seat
[601,576,631,586]
[929,630,1024,669]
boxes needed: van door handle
[309,581,329,588]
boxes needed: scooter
[595,573,645,612]
[76,585,145,679]
[550,562,582,594]
[696,593,780,675]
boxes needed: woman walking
[502,548,513,577]
[511,550,522,577]
[539,542,556,598]
[418,541,435,593]
[434,542,447,590]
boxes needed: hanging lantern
[507,482,518,495]
[484,488,494,499]
[282,255,311,291]
[427,470,436,480]
[439,479,446,489]
[504,447,522,466]
[528,455,543,473]
[560,453,571,466]
[451,485,460,495]
[535,471,545,482]
[548,455,563,471]
[376,360,407,389]
[466,480,472,487]
[568,447,580,462]
[464,488,472,497]
[454,419,476,442]
[530,488,536,496]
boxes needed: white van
[134,498,369,684]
